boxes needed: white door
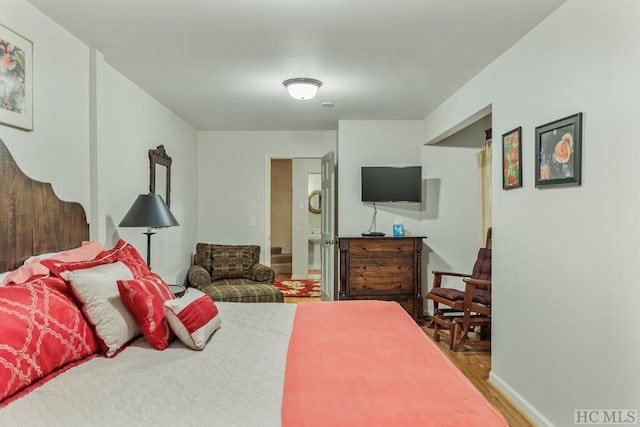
[320,152,336,301]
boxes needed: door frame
[264,153,326,274]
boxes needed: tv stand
[361,231,385,237]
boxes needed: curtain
[476,139,492,246]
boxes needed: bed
[0,138,508,426]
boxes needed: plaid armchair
[187,243,283,303]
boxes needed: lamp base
[143,231,156,269]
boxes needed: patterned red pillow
[0,277,99,405]
[42,239,150,279]
[117,274,176,350]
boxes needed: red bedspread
[282,300,508,427]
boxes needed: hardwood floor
[275,273,293,281]
[284,296,320,303]
[420,325,535,427]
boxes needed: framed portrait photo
[535,113,583,188]
[0,23,33,131]
[502,126,522,190]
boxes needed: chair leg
[447,325,455,351]
[452,321,461,352]
[452,316,492,351]
[432,303,440,341]
[453,310,471,352]
[433,319,441,342]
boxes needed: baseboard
[489,371,556,427]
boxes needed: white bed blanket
[0,302,297,427]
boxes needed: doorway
[268,157,322,281]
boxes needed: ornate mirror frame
[308,190,321,214]
[149,145,172,207]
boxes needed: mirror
[308,190,321,214]
[308,173,321,214]
[149,145,172,207]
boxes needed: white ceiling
[26,0,566,131]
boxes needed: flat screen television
[361,166,422,203]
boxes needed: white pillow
[61,261,139,357]
[164,288,221,350]
[0,271,9,286]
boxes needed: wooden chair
[427,228,492,351]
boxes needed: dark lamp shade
[119,193,179,228]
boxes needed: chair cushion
[194,243,215,273]
[195,244,259,280]
[429,287,465,301]
[471,248,491,284]
[473,289,491,305]
[429,287,491,306]
[194,282,284,303]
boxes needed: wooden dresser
[338,236,425,322]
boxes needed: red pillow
[117,274,176,350]
[164,288,221,350]
[0,277,100,405]
[42,239,150,279]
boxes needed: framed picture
[535,113,583,188]
[502,127,522,189]
[0,23,33,131]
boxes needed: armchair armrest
[188,265,211,287]
[431,270,471,289]
[432,271,472,278]
[463,278,491,288]
[248,263,275,283]
[463,278,492,311]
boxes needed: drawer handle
[362,246,367,251]
[397,245,401,250]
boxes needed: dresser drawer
[348,274,414,296]
[348,239,414,257]
[349,257,413,276]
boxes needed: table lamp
[119,193,179,269]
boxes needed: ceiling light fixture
[283,78,322,100]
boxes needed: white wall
[95,55,198,285]
[197,131,336,264]
[0,0,198,286]
[423,1,640,425]
[0,0,90,212]
[337,120,425,237]
[421,116,488,313]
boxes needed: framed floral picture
[535,113,583,188]
[502,127,522,189]
[0,23,33,131]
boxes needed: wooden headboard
[0,138,89,272]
